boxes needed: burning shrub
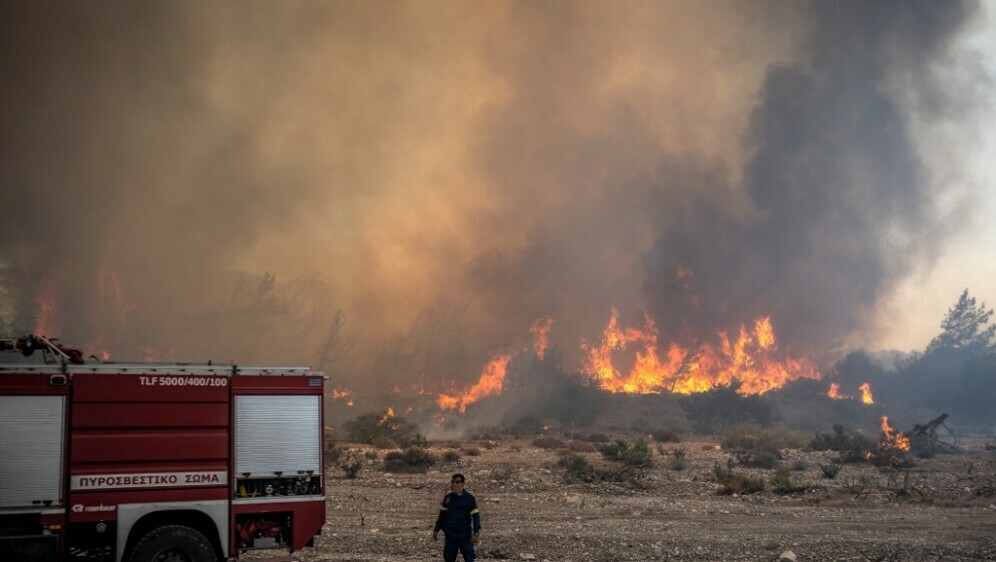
[868,447,915,471]
[383,447,436,474]
[345,412,426,448]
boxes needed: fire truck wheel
[127,524,217,562]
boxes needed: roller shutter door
[235,395,321,476]
[0,396,65,507]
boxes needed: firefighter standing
[432,473,481,562]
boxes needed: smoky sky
[0,2,984,385]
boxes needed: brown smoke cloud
[0,2,982,394]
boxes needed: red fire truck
[0,335,327,562]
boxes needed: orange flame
[378,407,396,425]
[530,316,554,360]
[582,309,818,395]
[437,353,512,413]
[880,416,910,452]
[827,382,850,400]
[859,382,874,405]
[331,388,355,407]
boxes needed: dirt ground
[283,437,996,562]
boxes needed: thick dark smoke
[0,2,984,401]
[643,1,978,358]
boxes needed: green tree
[925,290,995,355]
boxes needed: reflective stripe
[469,508,480,515]
[440,507,448,511]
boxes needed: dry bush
[558,452,596,483]
[717,472,766,495]
[442,450,462,463]
[462,446,483,456]
[844,475,875,499]
[668,448,686,471]
[771,465,808,494]
[598,465,648,485]
[532,436,566,450]
[650,428,681,443]
[383,447,436,474]
[734,448,782,469]
[568,440,597,453]
[364,450,378,460]
[371,435,398,449]
[810,424,876,456]
[345,412,426,447]
[491,464,516,482]
[819,461,842,479]
[326,443,346,465]
[340,450,363,479]
[721,423,810,450]
[622,438,652,466]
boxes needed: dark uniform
[433,490,481,562]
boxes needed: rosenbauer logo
[70,471,227,491]
[71,503,116,513]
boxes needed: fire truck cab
[0,335,327,562]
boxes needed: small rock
[779,550,797,562]
[521,554,537,561]
[763,542,779,550]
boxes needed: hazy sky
[874,0,996,351]
[1,1,994,378]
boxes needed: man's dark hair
[451,473,465,483]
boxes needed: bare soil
[283,438,996,562]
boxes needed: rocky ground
[258,437,996,562]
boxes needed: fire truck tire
[127,524,217,562]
